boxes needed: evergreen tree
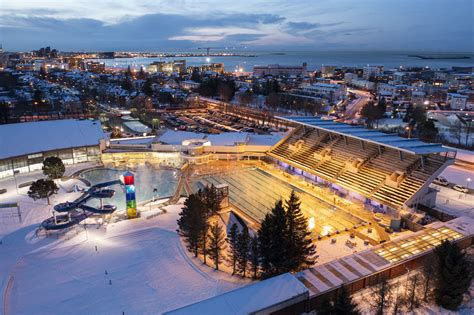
[236,226,250,277]
[42,156,65,179]
[434,240,472,310]
[142,78,153,97]
[334,286,359,315]
[227,223,239,275]
[248,235,260,279]
[284,190,316,272]
[200,218,210,265]
[208,222,226,270]
[369,276,393,315]
[418,120,439,142]
[27,179,59,205]
[177,194,205,257]
[258,200,287,278]
[201,184,222,216]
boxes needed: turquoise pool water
[79,166,178,211]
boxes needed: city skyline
[1,0,473,52]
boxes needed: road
[344,89,373,120]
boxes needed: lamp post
[405,125,412,139]
[467,178,471,190]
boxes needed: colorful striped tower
[122,171,137,218]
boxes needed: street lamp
[405,126,412,139]
[467,178,471,189]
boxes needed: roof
[157,130,205,145]
[165,273,308,315]
[279,116,456,155]
[297,216,472,297]
[207,132,248,146]
[0,119,106,160]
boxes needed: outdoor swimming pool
[79,166,179,211]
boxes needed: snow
[313,234,371,266]
[207,132,248,146]
[247,133,283,146]
[123,120,151,133]
[2,202,249,315]
[0,119,106,160]
[157,130,205,145]
[166,273,308,315]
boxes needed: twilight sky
[1,0,473,52]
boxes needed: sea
[96,51,474,72]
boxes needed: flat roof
[0,119,106,160]
[279,116,456,155]
[165,273,308,315]
[297,216,473,297]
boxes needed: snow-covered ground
[0,163,250,315]
[2,202,249,315]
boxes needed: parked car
[434,176,449,186]
[452,185,469,193]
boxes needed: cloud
[0,0,472,52]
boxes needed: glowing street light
[467,178,471,189]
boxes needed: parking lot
[160,109,287,134]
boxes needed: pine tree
[334,286,359,315]
[236,226,250,277]
[248,235,260,279]
[434,240,472,310]
[208,222,226,270]
[27,179,59,205]
[369,276,393,315]
[258,200,287,278]
[227,223,239,275]
[284,190,316,272]
[177,194,205,257]
[200,219,210,265]
[202,184,222,216]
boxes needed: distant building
[148,60,186,74]
[84,61,106,73]
[363,65,383,80]
[344,72,358,83]
[321,65,337,78]
[180,80,201,90]
[253,63,307,76]
[350,79,375,91]
[447,93,468,110]
[301,83,346,103]
[187,63,224,74]
[411,91,426,106]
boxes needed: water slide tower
[121,171,138,218]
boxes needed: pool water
[79,166,178,211]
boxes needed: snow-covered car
[434,176,449,186]
[452,185,469,193]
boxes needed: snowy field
[0,163,249,315]
[2,202,249,315]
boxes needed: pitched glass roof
[279,116,456,155]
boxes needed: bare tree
[406,274,421,312]
[369,276,393,315]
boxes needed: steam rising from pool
[79,165,178,211]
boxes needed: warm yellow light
[308,217,315,230]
